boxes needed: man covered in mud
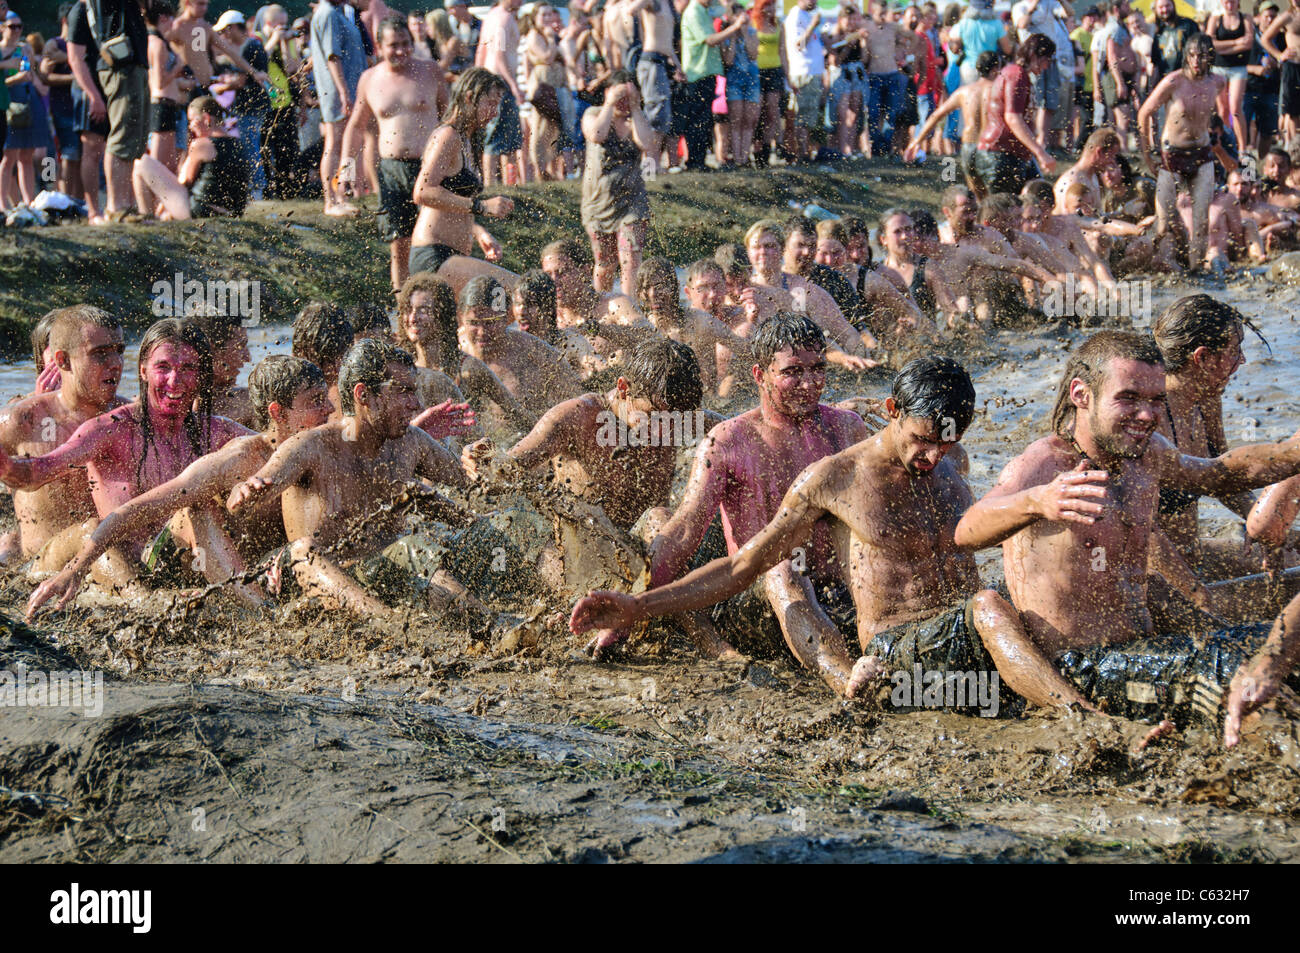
[1137,32,1224,274]
[572,355,1095,711]
[0,306,126,569]
[1020,179,1117,289]
[582,313,873,684]
[0,319,253,599]
[26,356,336,615]
[226,339,486,619]
[955,331,1300,735]
[293,302,355,420]
[540,238,647,373]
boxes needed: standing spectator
[724,1,759,169]
[477,0,528,186]
[864,0,905,158]
[683,0,744,170]
[1260,0,1298,149]
[214,11,270,200]
[408,8,434,59]
[427,9,464,76]
[446,0,481,74]
[1151,0,1197,81]
[751,0,784,167]
[524,3,566,181]
[1013,0,1076,152]
[1127,8,1154,101]
[310,0,368,215]
[39,4,83,200]
[954,0,1010,86]
[258,4,302,199]
[828,4,867,159]
[64,0,109,221]
[1093,1,1139,148]
[144,1,188,174]
[629,0,684,174]
[782,0,825,162]
[1208,0,1254,152]
[581,70,652,293]
[1070,5,1099,148]
[976,31,1058,195]
[1,9,50,209]
[1246,2,1281,158]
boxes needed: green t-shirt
[1071,27,1093,94]
[682,1,724,82]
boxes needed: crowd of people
[3,0,1300,750]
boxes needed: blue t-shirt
[955,17,1005,67]
[310,1,366,102]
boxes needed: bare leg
[971,588,1096,710]
[589,229,618,292]
[1155,167,1180,257]
[617,221,645,298]
[431,254,519,298]
[764,566,858,697]
[104,153,134,214]
[133,154,191,220]
[31,518,98,578]
[178,504,266,607]
[288,537,392,616]
[14,149,38,205]
[391,236,411,294]
[80,133,105,221]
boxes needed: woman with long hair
[409,67,520,297]
[724,1,761,169]
[426,8,464,80]
[1207,0,1254,151]
[0,12,51,209]
[751,0,785,166]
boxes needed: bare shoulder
[0,392,53,435]
[211,414,258,446]
[995,435,1073,492]
[820,403,870,445]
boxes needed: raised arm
[1156,431,1300,501]
[954,456,1110,550]
[1247,474,1300,548]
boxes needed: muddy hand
[1224,662,1280,747]
[1035,461,1109,523]
[413,400,476,440]
[584,627,631,660]
[845,655,887,699]
[459,437,494,480]
[227,475,272,513]
[1132,719,1176,753]
[570,590,641,636]
[26,568,85,619]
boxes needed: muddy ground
[3,159,1300,863]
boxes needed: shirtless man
[603,0,635,69]
[744,220,876,369]
[1020,179,1117,287]
[193,312,254,427]
[1262,148,1300,211]
[573,354,1101,711]
[1053,127,1122,214]
[0,319,252,597]
[955,331,1300,735]
[0,307,126,567]
[903,50,1000,200]
[581,313,872,681]
[1260,0,1300,144]
[975,34,1058,196]
[782,218,876,341]
[226,339,473,618]
[628,0,684,169]
[1192,171,1268,268]
[457,275,584,428]
[339,17,447,292]
[27,356,335,615]
[1227,168,1299,253]
[541,237,646,372]
[1138,33,1224,273]
[979,193,1090,299]
[171,0,268,91]
[864,0,905,157]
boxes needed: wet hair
[541,237,593,269]
[43,305,121,364]
[752,312,826,369]
[635,257,684,323]
[190,311,244,350]
[442,67,510,145]
[621,339,703,412]
[376,14,412,43]
[1153,294,1267,373]
[248,355,326,430]
[685,258,725,286]
[816,219,848,245]
[878,206,912,240]
[397,272,459,365]
[940,184,971,210]
[1021,178,1055,207]
[1266,147,1292,171]
[1185,31,1215,63]
[713,242,750,278]
[459,274,510,317]
[784,217,817,243]
[348,302,392,339]
[744,219,785,249]
[979,193,1020,224]
[975,49,1000,77]
[1049,331,1165,438]
[513,269,557,338]
[839,215,869,240]
[1016,32,1055,65]
[293,302,354,371]
[338,338,415,415]
[910,209,939,238]
[188,95,226,122]
[136,318,215,485]
[892,356,976,436]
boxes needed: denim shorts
[52,110,81,160]
[1212,65,1248,83]
[726,62,760,103]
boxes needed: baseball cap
[214,10,247,30]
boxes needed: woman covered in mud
[408,68,520,297]
[131,96,252,221]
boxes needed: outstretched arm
[1247,474,1300,548]
[0,411,117,491]
[506,399,582,471]
[955,459,1110,550]
[227,429,317,514]
[1157,431,1300,501]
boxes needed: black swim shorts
[407,242,460,277]
[377,156,422,242]
[149,98,185,135]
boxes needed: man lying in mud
[954,331,1300,739]
[571,355,1096,711]
[581,313,876,684]
[0,306,126,569]
[0,319,253,600]
[226,339,484,619]
[25,356,335,616]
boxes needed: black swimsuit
[909,257,936,318]
[408,127,485,277]
[1157,404,1225,515]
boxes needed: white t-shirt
[784,7,826,79]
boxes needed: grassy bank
[0,157,944,359]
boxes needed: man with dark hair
[293,301,354,417]
[0,319,253,596]
[28,355,335,615]
[227,338,475,617]
[0,306,126,565]
[903,49,1001,200]
[573,355,1095,711]
[1151,0,1197,81]
[975,31,1058,196]
[955,331,1300,738]
[1262,147,1300,210]
[579,311,872,675]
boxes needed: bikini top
[149,28,179,73]
[439,125,483,198]
[1157,403,1225,515]
[909,257,936,318]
